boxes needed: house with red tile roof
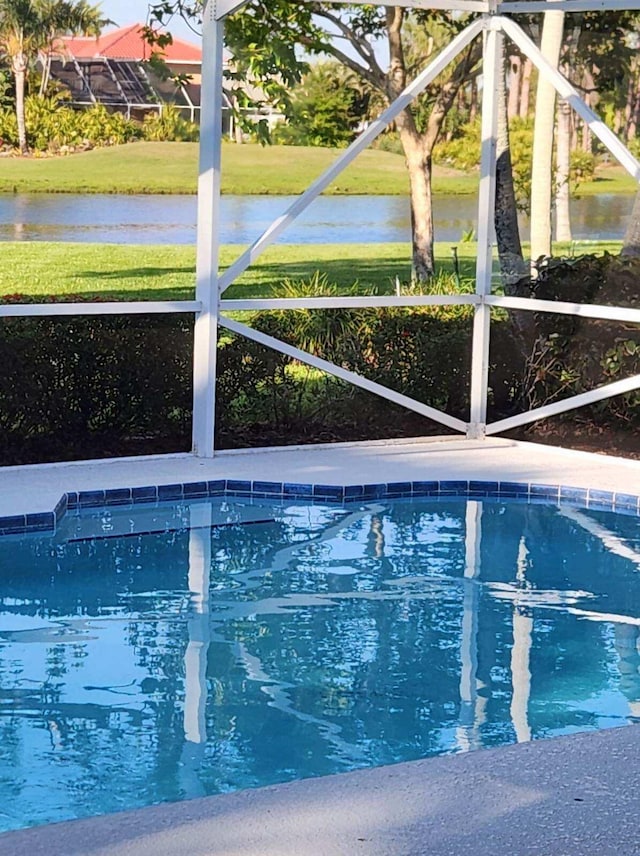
[50,22,283,134]
[50,23,204,121]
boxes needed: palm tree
[0,0,105,154]
[529,6,565,267]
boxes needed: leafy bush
[522,253,640,425]
[0,95,143,151]
[372,131,404,155]
[570,149,596,184]
[142,105,199,142]
[0,95,199,152]
[272,62,367,148]
[215,276,475,446]
[433,119,481,172]
[1,259,636,465]
[0,286,475,462]
[0,298,193,463]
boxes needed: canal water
[0,192,633,244]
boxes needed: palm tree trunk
[518,58,533,120]
[469,78,478,123]
[39,53,51,97]
[507,54,521,120]
[621,190,640,256]
[495,36,533,347]
[13,56,28,155]
[495,34,527,289]
[529,7,565,267]
[554,97,572,242]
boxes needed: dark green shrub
[523,254,640,425]
[2,258,635,465]
[214,294,475,448]
[0,299,193,463]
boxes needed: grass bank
[0,240,623,302]
[0,142,636,196]
[0,143,468,195]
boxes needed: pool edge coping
[2,476,638,537]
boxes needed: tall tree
[529,5,565,267]
[153,0,482,281]
[621,192,640,256]
[529,10,638,258]
[495,32,527,291]
[0,0,105,154]
[554,97,572,242]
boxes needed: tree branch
[424,37,482,149]
[314,7,377,66]
[314,39,385,91]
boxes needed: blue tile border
[0,478,638,537]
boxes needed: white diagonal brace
[218,16,485,294]
[486,374,640,435]
[500,15,640,180]
[221,316,468,433]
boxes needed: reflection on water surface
[0,193,634,244]
[0,496,639,831]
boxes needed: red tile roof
[61,23,201,63]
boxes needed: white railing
[189,0,640,456]
[4,0,639,460]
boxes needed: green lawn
[0,142,470,196]
[0,240,623,302]
[0,142,637,196]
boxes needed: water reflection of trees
[0,497,639,830]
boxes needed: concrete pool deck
[2,723,639,855]
[0,436,639,520]
[0,436,639,855]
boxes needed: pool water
[0,496,639,832]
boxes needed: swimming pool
[0,489,639,832]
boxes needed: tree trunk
[400,126,435,280]
[613,106,623,137]
[554,97,572,242]
[386,6,437,280]
[495,35,527,290]
[495,36,533,347]
[518,58,533,120]
[13,57,28,155]
[39,54,51,97]
[507,55,521,121]
[469,78,478,123]
[581,70,596,152]
[529,7,565,268]
[383,5,480,281]
[621,190,640,256]
[629,80,640,143]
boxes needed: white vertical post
[192,2,224,457]
[468,18,501,439]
